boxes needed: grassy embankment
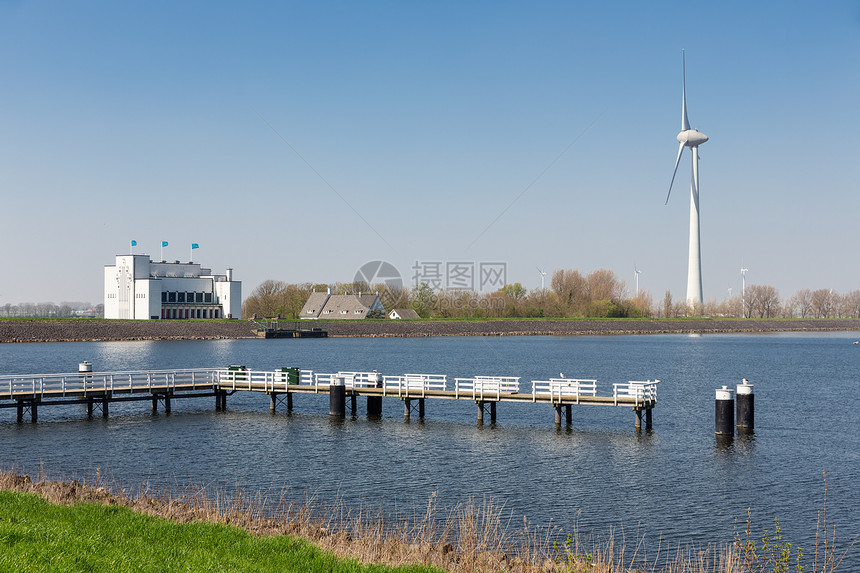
[0,489,439,573]
[0,471,853,573]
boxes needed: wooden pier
[0,368,658,429]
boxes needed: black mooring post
[102,397,109,418]
[645,408,653,429]
[418,398,425,419]
[736,379,754,430]
[87,399,94,418]
[16,403,23,423]
[634,409,643,430]
[554,405,562,425]
[31,403,37,423]
[367,396,382,417]
[152,396,158,413]
[330,382,346,417]
[715,386,734,436]
[286,392,292,411]
[350,394,357,416]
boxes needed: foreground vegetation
[0,490,439,573]
[0,471,853,573]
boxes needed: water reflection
[2,333,859,569]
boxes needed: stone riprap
[2,318,860,343]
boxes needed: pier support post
[31,403,37,423]
[16,403,23,423]
[102,397,109,418]
[736,379,754,431]
[152,396,158,413]
[634,409,642,430]
[565,404,572,425]
[87,399,94,418]
[286,392,292,411]
[350,393,357,416]
[215,391,227,410]
[163,395,171,414]
[715,386,734,436]
[270,393,277,413]
[367,396,382,417]
[330,383,346,417]
[646,408,652,429]
[478,401,496,424]
[419,398,425,419]
[403,398,411,419]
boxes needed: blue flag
[131,240,137,247]
[162,241,168,247]
[191,243,199,249]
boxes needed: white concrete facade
[104,255,242,320]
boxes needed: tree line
[0,302,103,318]
[242,272,860,321]
[241,269,652,319]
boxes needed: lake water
[1,333,859,565]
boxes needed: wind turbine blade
[681,50,690,131]
[665,142,685,204]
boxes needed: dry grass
[0,469,854,573]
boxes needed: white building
[104,255,241,320]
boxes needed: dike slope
[2,318,860,343]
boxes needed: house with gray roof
[389,308,419,319]
[300,290,385,319]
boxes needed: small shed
[389,308,420,319]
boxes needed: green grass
[0,491,442,573]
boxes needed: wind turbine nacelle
[677,129,708,147]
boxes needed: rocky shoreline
[2,318,860,343]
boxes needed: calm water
[2,334,859,563]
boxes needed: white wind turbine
[634,264,642,297]
[666,50,709,306]
[740,265,749,316]
[537,267,547,291]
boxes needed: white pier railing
[1,369,219,399]
[382,374,447,397]
[454,376,520,400]
[531,378,598,403]
[613,380,660,407]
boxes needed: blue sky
[2,1,859,305]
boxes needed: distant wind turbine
[634,264,642,297]
[666,50,709,306]
[537,267,547,291]
[740,265,749,315]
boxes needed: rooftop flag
[162,241,168,247]
[192,243,199,249]
[131,239,137,247]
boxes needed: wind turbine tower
[666,50,709,306]
[537,267,547,291]
[741,265,749,315]
[634,265,642,297]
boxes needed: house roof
[390,308,419,319]
[299,292,331,318]
[302,293,385,319]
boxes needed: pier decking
[0,367,658,428]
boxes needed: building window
[168,292,176,303]
[195,292,203,303]
[178,292,186,303]
[204,292,212,303]
[341,310,348,314]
